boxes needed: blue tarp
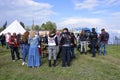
[74,27,91,32]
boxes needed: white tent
[0,20,26,35]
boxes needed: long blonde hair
[80,30,85,35]
[29,31,35,39]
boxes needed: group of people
[0,27,109,68]
[77,28,109,57]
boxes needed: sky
[0,0,120,33]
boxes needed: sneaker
[22,62,25,65]
[13,60,16,62]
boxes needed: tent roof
[0,20,26,35]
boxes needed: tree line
[0,21,57,32]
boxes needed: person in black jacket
[89,28,98,57]
[60,28,72,67]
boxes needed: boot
[48,60,51,67]
[53,60,56,67]
[85,52,87,55]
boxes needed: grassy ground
[0,45,120,80]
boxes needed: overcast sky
[0,0,120,33]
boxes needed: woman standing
[47,29,58,67]
[28,31,41,68]
[79,30,87,54]
[20,31,29,65]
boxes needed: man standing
[89,28,98,57]
[8,33,21,62]
[60,28,72,67]
[99,29,109,56]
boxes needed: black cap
[63,28,69,32]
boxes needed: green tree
[32,25,40,30]
[0,27,3,32]
[25,26,31,31]
[3,21,7,29]
[40,23,46,30]
[40,21,57,30]
[0,21,7,32]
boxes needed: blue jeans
[99,42,107,55]
[22,44,29,62]
[20,44,24,54]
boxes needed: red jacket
[8,36,19,47]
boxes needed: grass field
[0,45,120,80]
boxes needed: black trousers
[62,46,71,66]
[10,47,20,60]
[91,41,97,57]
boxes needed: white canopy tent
[0,20,26,35]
